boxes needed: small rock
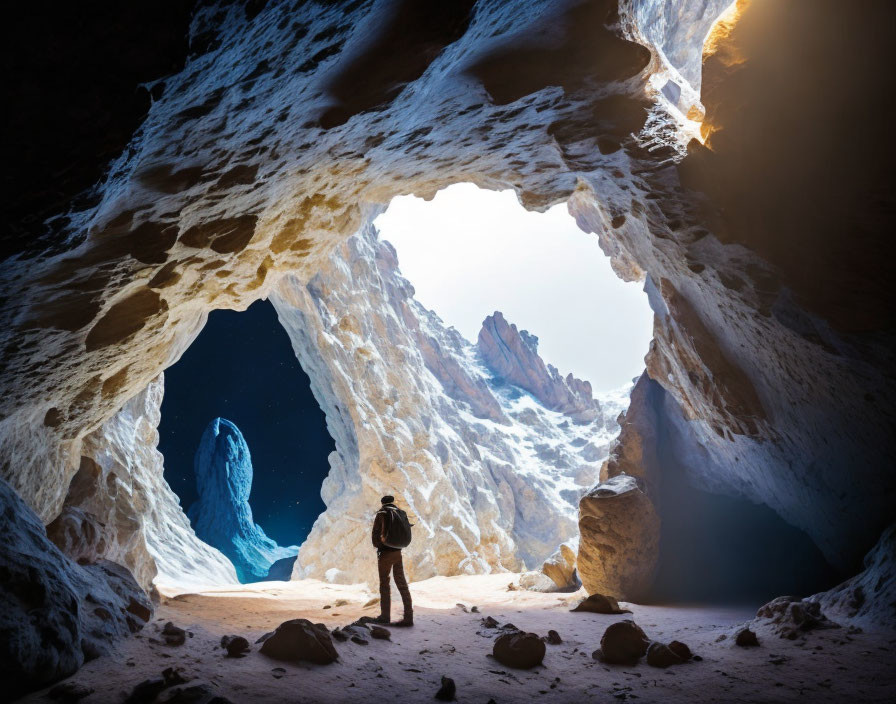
[735,627,760,647]
[456,603,469,613]
[220,635,250,657]
[162,622,186,646]
[259,618,339,664]
[162,668,188,687]
[369,625,391,640]
[507,582,518,591]
[571,593,632,614]
[543,630,562,645]
[668,640,692,661]
[481,616,500,629]
[493,631,546,669]
[598,620,649,665]
[323,604,331,609]
[646,642,683,668]
[271,668,286,679]
[351,635,369,645]
[334,599,349,607]
[47,682,94,702]
[331,628,349,642]
[124,678,167,704]
[471,606,480,613]
[434,675,456,701]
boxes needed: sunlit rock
[188,417,297,583]
[272,227,626,585]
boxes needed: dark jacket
[372,503,400,555]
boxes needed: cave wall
[0,0,892,613]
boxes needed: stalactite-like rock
[188,418,298,583]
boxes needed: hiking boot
[391,614,413,627]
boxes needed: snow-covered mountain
[271,225,629,585]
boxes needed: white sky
[374,183,654,393]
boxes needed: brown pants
[377,550,412,620]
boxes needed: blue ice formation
[187,418,298,583]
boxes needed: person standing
[371,495,413,626]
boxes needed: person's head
[381,495,395,505]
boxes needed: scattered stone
[47,681,94,702]
[124,678,167,704]
[756,596,840,639]
[351,635,369,646]
[258,619,339,664]
[162,622,186,646]
[323,604,331,609]
[331,628,349,642]
[220,635,250,657]
[434,676,457,701]
[735,627,760,647]
[271,668,286,679]
[598,621,649,665]
[507,583,518,591]
[334,599,349,607]
[481,616,500,629]
[493,631,546,669]
[571,593,632,614]
[646,641,683,668]
[543,630,563,645]
[471,606,480,613]
[369,625,391,640]
[668,641,692,661]
[456,603,469,613]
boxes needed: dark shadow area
[650,379,842,604]
[158,299,334,546]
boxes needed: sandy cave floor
[19,574,896,703]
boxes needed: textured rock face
[478,313,602,421]
[272,227,625,585]
[52,376,237,591]
[188,418,298,583]
[0,0,892,631]
[0,477,151,699]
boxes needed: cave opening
[158,298,335,582]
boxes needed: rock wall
[271,226,627,585]
[188,417,298,582]
[50,376,238,591]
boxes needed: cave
[2,1,895,702]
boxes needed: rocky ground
[18,574,896,703]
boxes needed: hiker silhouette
[371,495,414,626]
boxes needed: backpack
[380,505,413,549]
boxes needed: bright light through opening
[374,183,653,393]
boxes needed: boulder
[597,620,649,665]
[543,630,563,645]
[220,635,250,657]
[734,627,759,647]
[259,619,339,664]
[541,542,581,590]
[162,622,186,646]
[668,640,692,661]
[571,593,631,614]
[0,477,151,699]
[577,474,660,601]
[756,596,839,639]
[646,641,683,668]
[519,570,558,592]
[492,631,546,669]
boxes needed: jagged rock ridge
[188,417,298,583]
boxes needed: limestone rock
[0,477,151,699]
[187,418,297,583]
[259,619,338,664]
[597,620,650,665]
[492,631,546,669]
[755,596,839,639]
[272,229,626,584]
[541,542,580,591]
[577,474,660,600]
[519,570,558,592]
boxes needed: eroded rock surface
[0,477,151,699]
[272,227,626,584]
[188,418,297,583]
